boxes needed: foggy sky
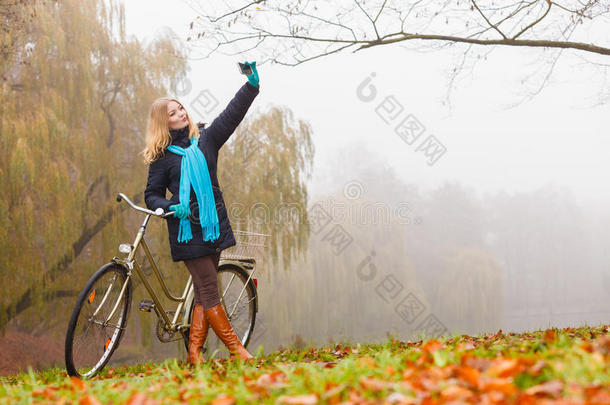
[123,0,610,207]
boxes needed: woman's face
[167,100,189,130]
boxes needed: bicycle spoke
[66,266,129,378]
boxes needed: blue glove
[244,61,259,88]
[169,204,190,220]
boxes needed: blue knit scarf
[167,137,219,243]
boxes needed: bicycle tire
[65,262,132,379]
[186,264,257,359]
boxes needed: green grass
[1,324,608,404]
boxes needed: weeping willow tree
[0,0,186,331]
[218,105,315,269]
[436,247,504,335]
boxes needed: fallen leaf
[456,341,476,351]
[210,393,236,405]
[357,356,377,368]
[485,358,521,378]
[457,366,481,388]
[544,329,556,344]
[524,380,563,398]
[527,360,547,376]
[402,367,415,380]
[478,376,518,396]
[461,353,492,371]
[78,395,102,405]
[31,389,45,398]
[440,384,474,400]
[255,371,289,389]
[111,381,130,391]
[421,339,442,355]
[321,382,347,401]
[277,393,319,404]
[588,389,610,404]
[360,376,391,392]
[70,376,86,391]
[593,335,610,354]
[125,393,160,405]
[385,391,417,404]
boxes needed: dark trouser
[183,252,221,309]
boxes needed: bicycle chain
[156,310,181,343]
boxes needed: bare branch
[471,0,507,39]
[512,0,553,39]
[185,0,610,102]
[355,33,610,56]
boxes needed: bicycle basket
[220,230,269,261]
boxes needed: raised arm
[144,158,172,212]
[206,81,260,151]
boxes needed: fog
[127,0,609,353]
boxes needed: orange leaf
[70,376,86,391]
[125,393,160,405]
[588,389,610,404]
[456,341,476,351]
[385,365,396,376]
[593,335,610,354]
[581,342,594,353]
[110,381,129,391]
[527,360,547,376]
[421,339,442,354]
[357,356,376,368]
[277,394,319,404]
[457,366,481,388]
[385,392,418,404]
[402,367,415,380]
[478,376,518,396]
[178,387,192,401]
[359,376,391,392]
[210,393,236,405]
[485,358,521,378]
[31,389,45,398]
[515,394,538,405]
[32,387,59,401]
[480,390,506,403]
[40,387,58,400]
[524,380,563,398]
[543,329,556,344]
[79,395,102,405]
[255,371,288,389]
[323,383,347,402]
[440,384,474,400]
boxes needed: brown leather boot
[204,303,254,363]
[187,304,209,366]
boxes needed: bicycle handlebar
[116,193,175,218]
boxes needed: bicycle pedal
[138,299,155,312]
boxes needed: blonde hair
[140,97,200,164]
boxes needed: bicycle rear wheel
[203,264,257,359]
[65,262,132,379]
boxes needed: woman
[141,61,260,365]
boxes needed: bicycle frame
[111,211,194,341]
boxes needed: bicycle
[64,192,268,379]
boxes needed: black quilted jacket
[144,81,259,261]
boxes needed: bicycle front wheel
[204,264,257,359]
[65,262,132,379]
